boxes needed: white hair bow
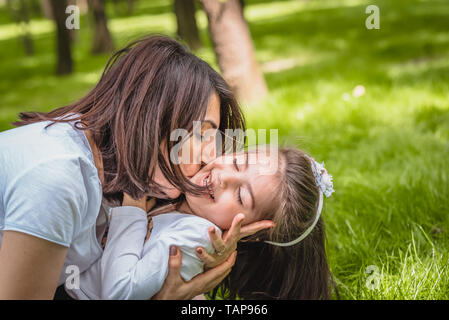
[264,157,334,247]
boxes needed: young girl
[66,147,335,300]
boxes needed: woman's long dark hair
[13,35,245,204]
[212,148,338,300]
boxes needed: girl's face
[153,93,221,199]
[184,151,280,230]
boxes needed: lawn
[0,0,448,299]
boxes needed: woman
[0,35,273,299]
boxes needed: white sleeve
[2,157,91,247]
[100,206,156,300]
[100,209,218,300]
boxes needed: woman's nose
[200,134,217,164]
[181,161,206,178]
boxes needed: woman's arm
[0,231,68,299]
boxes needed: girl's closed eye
[233,157,244,205]
[236,187,243,205]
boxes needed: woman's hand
[195,214,275,269]
[152,246,237,300]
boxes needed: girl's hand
[195,214,275,269]
[122,193,156,241]
[122,192,156,213]
[152,246,237,300]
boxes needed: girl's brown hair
[13,35,245,204]
[212,147,337,300]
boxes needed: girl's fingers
[239,220,275,240]
[122,192,147,211]
[208,226,226,254]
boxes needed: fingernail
[170,246,177,256]
[210,228,216,234]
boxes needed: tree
[89,0,114,54]
[39,0,52,19]
[6,0,34,56]
[49,0,72,74]
[126,0,135,14]
[200,0,267,103]
[174,0,202,51]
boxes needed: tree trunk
[6,0,34,56]
[89,0,114,54]
[39,0,53,19]
[200,0,267,103]
[174,0,202,51]
[127,0,135,14]
[19,0,34,56]
[49,0,73,74]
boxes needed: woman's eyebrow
[203,119,218,129]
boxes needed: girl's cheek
[215,206,236,230]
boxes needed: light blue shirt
[0,118,104,285]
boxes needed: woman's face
[153,92,221,199]
[184,151,280,230]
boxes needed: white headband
[264,157,334,247]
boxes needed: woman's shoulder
[0,121,102,247]
[0,120,99,190]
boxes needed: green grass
[1,0,448,299]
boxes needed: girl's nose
[218,170,241,189]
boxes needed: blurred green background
[0,0,448,299]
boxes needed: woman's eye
[233,157,239,171]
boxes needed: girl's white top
[0,118,105,286]
[67,208,220,300]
